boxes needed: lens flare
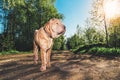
[104,0,120,19]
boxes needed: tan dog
[33,18,66,71]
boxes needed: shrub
[88,47,120,56]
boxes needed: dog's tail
[35,30,38,32]
[34,30,38,35]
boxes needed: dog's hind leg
[33,41,38,64]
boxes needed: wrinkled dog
[33,18,66,71]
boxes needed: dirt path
[0,51,120,80]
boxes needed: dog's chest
[48,38,53,48]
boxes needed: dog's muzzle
[58,25,66,35]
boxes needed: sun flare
[104,0,120,19]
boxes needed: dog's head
[44,18,66,38]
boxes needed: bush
[88,47,97,54]
[88,47,120,56]
[73,43,106,54]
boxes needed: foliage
[67,33,85,50]
[84,27,105,44]
[67,34,79,49]
[88,47,120,56]
[0,50,19,55]
[66,25,105,50]
[90,0,109,46]
[68,22,120,55]
[73,43,120,56]
[66,25,85,50]
[53,35,67,50]
[108,18,120,48]
[0,32,15,51]
[73,43,106,54]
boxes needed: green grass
[0,50,19,55]
[0,50,32,55]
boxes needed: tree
[67,34,80,49]
[84,27,105,44]
[0,0,15,51]
[66,26,85,49]
[109,18,120,47]
[90,0,109,46]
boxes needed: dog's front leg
[40,49,47,71]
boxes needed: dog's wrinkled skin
[33,18,66,71]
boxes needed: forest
[0,0,120,55]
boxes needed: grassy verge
[0,50,32,55]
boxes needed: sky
[55,0,92,37]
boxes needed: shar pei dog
[33,18,66,71]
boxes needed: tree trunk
[104,15,109,47]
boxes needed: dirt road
[0,51,120,80]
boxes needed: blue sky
[55,0,92,37]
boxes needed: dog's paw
[46,63,51,68]
[40,66,46,71]
[34,56,38,64]
[34,60,38,65]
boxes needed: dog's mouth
[57,29,66,35]
[58,32,63,35]
[52,25,66,35]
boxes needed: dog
[33,18,66,71]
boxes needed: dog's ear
[49,18,56,23]
[51,18,56,21]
